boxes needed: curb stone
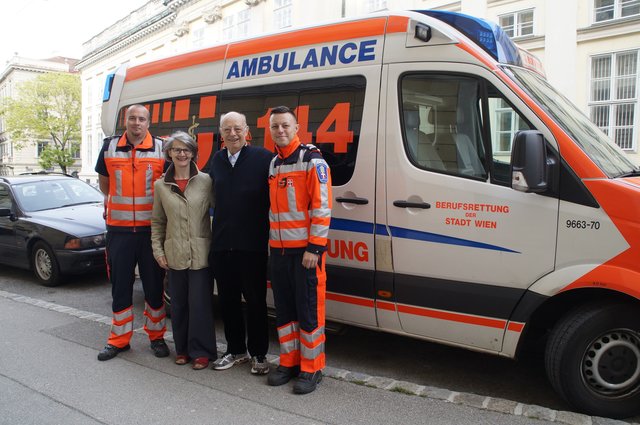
[1,289,638,425]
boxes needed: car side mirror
[510,130,548,193]
[0,208,11,217]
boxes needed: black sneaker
[97,344,130,361]
[150,339,170,358]
[267,365,300,386]
[293,371,322,394]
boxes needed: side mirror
[510,130,548,193]
[0,208,11,217]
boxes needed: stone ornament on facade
[174,20,190,37]
[203,5,222,24]
[244,0,266,7]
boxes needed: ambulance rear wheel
[545,302,640,419]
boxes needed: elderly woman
[151,131,217,370]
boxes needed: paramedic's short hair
[270,106,297,123]
[125,104,150,119]
[163,131,198,161]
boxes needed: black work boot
[150,339,170,358]
[97,344,130,361]
[293,371,323,394]
[267,365,300,386]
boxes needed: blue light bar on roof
[103,73,115,102]
[416,10,521,66]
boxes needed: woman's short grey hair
[163,131,198,161]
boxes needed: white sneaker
[212,352,250,370]
[250,355,270,375]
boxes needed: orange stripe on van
[125,16,408,82]
[227,18,390,59]
[560,179,640,301]
[125,45,227,82]
[398,304,506,329]
[386,16,409,33]
[326,292,375,308]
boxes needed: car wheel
[30,241,61,287]
[545,302,640,419]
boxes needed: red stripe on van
[375,300,397,311]
[386,15,410,34]
[507,322,524,332]
[398,304,506,329]
[326,292,375,308]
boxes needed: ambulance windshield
[506,66,639,178]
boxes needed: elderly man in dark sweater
[209,111,274,375]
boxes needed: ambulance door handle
[393,200,431,209]
[336,197,369,205]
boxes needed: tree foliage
[2,72,81,173]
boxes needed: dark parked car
[0,174,106,286]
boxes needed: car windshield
[14,179,103,212]
[504,66,640,178]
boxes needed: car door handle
[336,197,369,205]
[393,200,431,209]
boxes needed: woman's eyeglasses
[170,148,192,155]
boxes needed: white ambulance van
[101,10,640,418]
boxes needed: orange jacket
[103,133,165,230]
[268,136,332,253]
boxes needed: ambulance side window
[401,74,487,180]
[484,86,532,184]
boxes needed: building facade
[0,56,80,176]
[76,0,640,182]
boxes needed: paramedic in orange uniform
[266,106,332,394]
[95,104,170,361]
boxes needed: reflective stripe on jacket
[268,136,332,252]
[104,133,165,229]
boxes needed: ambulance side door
[384,64,559,352]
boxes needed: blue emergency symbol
[316,163,328,183]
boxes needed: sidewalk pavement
[0,292,632,425]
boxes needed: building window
[237,9,250,38]
[36,141,48,158]
[498,9,534,38]
[191,26,205,48]
[365,0,387,13]
[0,142,11,158]
[274,0,292,29]
[71,144,81,159]
[594,0,640,22]
[589,51,639,150]
[222,15,234,40]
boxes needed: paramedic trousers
[270,250,326,373]
[168,267,217,360]
[212,251,269,357]
[106,231,166,348]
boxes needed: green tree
[1,72,81,174]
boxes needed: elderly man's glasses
[170,147,192,155]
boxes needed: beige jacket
[151,162,213,270]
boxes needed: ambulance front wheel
[545,302,640,419]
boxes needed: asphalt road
[1,265,638,424]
